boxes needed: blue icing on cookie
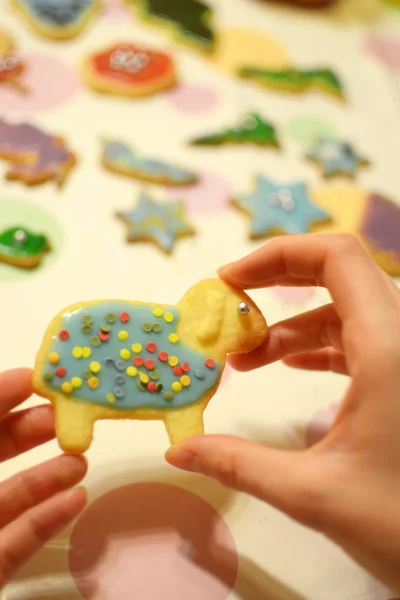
[20,0,92,26]
[103,140,197,184]
[43,303,220,410]
[306,138,369,177]
[235,175,330,236]
[117,191,194,252]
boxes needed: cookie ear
[196,290,226,344]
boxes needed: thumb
[165,435,329,530]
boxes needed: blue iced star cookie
[116,192,195,253]
[233,175,330,238]
[306,138,369,178]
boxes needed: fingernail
[165,447,199,472]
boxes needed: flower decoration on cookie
[83,43,177,97]
[239,66,345,100]
[12,0,101,40]
[0,226,50,269]
[190,113,280,148]
[0,119,77,188]
[126,0,215,52]
[0,29,28,94]
[102,139,197,186]
[232,175,330,238]
[116,191,195,253]
[306,138,370,178]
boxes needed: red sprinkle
[144,359,156,370]
[120,312,130,323]
[181,362,190,373]
[59,330,70,341]
[205,359,216,369]
[146,342,157,353]
[173,366,183,376]
[148,381,157,393]
[158,351,168,362]
[56,367,66,378]
[133,356,144,367]
[99,331,110,341]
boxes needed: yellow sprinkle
[72,346,83,359]
[153,307,164,317]
[61,382,73,394]
[168,333,180,344]
[106,393,116,403]
[88,376,99,389]
[48,352,59,364]
[126,366,138,377]
[168,356,179,367]
[164,311,174,323]
[90,361,101,374]
[120,348,131,360]
[118,330,129,341]
[140,373,149,384]
[82,347,92,358]
[180,375,191,387]
[172,382,182,393]
[132,343,143,353]
[71,377,83,388]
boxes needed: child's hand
[0,369,87,587]
[166,234,400,591]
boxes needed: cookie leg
[54,396,95,453]
[164,403,205,445]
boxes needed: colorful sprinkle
[83,315,93,325]
[72,346,83,359]
[84,370,92,380]
[106,393,116,403]
[90,361,102,374]
[43,371,54,382]
[195,369,205,379]
[180,375,191,387]
[153,307,164,317]
[99,331,110,341]
[105,357,115,368]
[82,325,93,335]
[48,352,60,364]
[152,323,162,333]
[56,367,67,378]
[158,351,168,362]
[101,324,111,333]
[172,382,182,393]
[116,360,126,371]
[156,382,163,392]
[126,366,138,377]
[120,312,130,323]
[82,347,92,358]
[59,330,70,341]
[163,391,174,402]
[168,356,179,367]
[91,336,101,347]
[118,330,129,341]
[106,312,117,323]
[71,377,83,388]
[88,377,100,389]
[164,312,174,323]
[173,366,183,376]
[140,373,149,384]
[148,381,157,393]
[115,374,125,385]
[114,387,124,398]
[146,342,157,353]
[149,369,159,380]
[61,382,73,394]
[120,349,131,360]
[206,359,216,369]
[133,356,144,367]
[168,333,180,344]
[132,343,143,353]
[144,359,156,370]
[181,363,190,373]
[142,322,152,332]
[137,380,146,391]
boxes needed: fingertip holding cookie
[32,280,268,452]
[12,0,101,40]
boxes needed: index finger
[218,234,398,337]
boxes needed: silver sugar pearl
[13,229,27,245]
[238,301,250,316]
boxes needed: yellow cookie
[33,279,269,453]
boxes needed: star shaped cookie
[306,138,369,178]
[233,175,330,238]
[116,192,195,254]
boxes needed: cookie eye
[238,302,250,316]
